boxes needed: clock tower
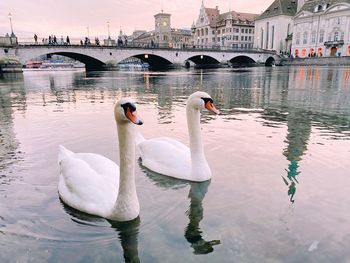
[154,12,171,48]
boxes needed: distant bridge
[4,44,280,70]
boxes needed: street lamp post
[8,13,14,36]
[107,21,111,39]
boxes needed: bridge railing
[15,41,276,54]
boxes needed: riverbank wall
[1,45,23,73]
[283,56,350,66]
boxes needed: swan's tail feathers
[135,132,146,146]
[58,145,74,164]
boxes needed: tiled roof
[297,0,350,13]
[171,28,192,35]
[204,8,220,27]
[256,0,297,20]
[204,8,258,27]
[220,11,258,22]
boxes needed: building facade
[291,0,350,58]
[192,2,257,49]
[254,0,297,54]
[130,12,192,48]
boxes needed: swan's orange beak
[126,108,143,125]
[205,101,220,114]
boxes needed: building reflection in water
[0,74,26,179]
[142,168,221,255]
[221,66,350,203]
[282,110,311,203]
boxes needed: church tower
[154,12,171,48]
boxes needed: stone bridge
[4,44,280,70]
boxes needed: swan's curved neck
[186,105,211,181]
[187,107,204,159]
[110,121,139,221]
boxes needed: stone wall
[283,56,350,66]
[0,36,18,47]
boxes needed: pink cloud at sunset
[0,0,272,39]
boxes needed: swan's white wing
[138,137,191,180]
[59,145,119,185]
[75,153,119,185]
[58,149,119,217]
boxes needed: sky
[0,0,272,41]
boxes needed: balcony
[324,40,344,47]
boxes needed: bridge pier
[0,48,22,73]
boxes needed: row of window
[232,43,253,48]
[295,31,345,45]
[296,16,346,31]
[197,35,253,41]
[196,27,254,37]
[197,36,253,43]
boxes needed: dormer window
[314,5,323,12]
[322,3,329,10]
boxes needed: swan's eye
[121,102,137,115]
[201,97,213,104]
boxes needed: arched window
[319,30,324,42]
[311,32,316,43]
[296,32,300,45]
[334,31,339,41]
[303,32,308,44]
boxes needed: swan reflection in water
[185,181,220,254]
[142,167,221,254]
[61,201,141,263]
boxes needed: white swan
[138,91,219,182]
[58,98,143,222]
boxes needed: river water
[0,66,350,262]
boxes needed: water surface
[0,66,350,262]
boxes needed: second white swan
[138,91,219,182]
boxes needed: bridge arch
[129,54,172,68]
[19,49,106,71]
[229,55,256,67]
[51,52,105,71]
[265,56,276,67]
[185,55,220,68]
